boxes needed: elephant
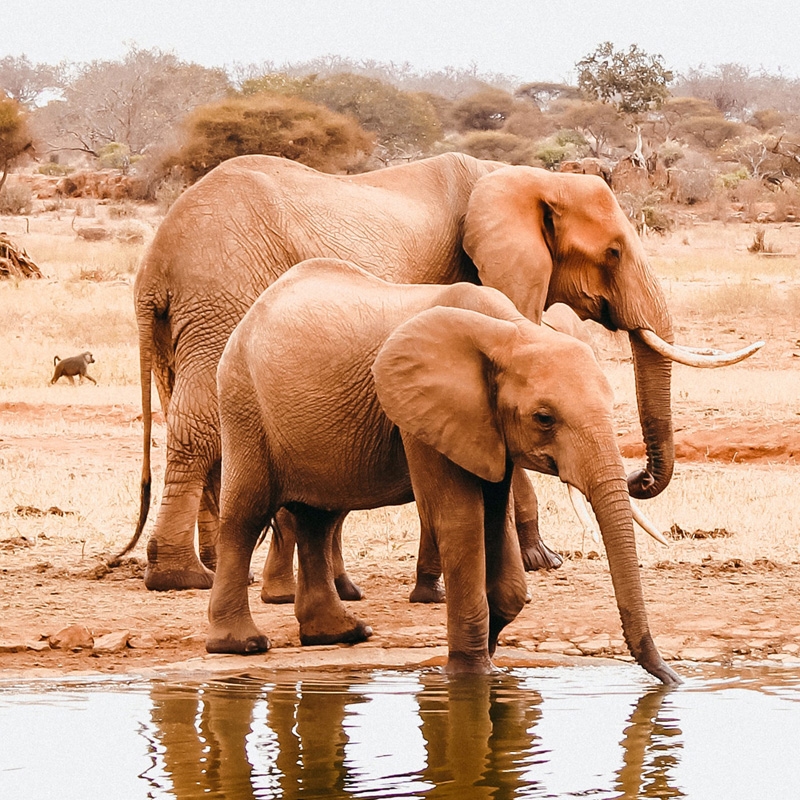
[119,152,760,593]
[207,257,681,686]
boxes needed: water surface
[1,664,798,799]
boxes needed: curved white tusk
[636,328,764,368]
[567,484,600,544]
[568,484,669,546]
[630,499,670,546]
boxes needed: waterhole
[1,664,798,798]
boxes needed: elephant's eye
[607,246,622,263]
[533,411,556,429]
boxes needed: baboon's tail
[53,355,60,366]
[108,301,154,566]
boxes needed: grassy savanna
[0,210,798,580]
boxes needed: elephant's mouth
[598,299,618,332]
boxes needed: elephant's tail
[108,300,155,566]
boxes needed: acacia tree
[0,95,33,191]
[167,93,374,182]
[36,46,230,158]
[576,42,673,115]
[0,55,61,108]
[242,72,442,160]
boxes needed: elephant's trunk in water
[584,452,680,686]
[626,332,674,500]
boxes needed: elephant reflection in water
[141,676,683,798]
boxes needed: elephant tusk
[567,483,600,544]
[630,499,670,546]
[636,328,764,368]
[568,483,669,546]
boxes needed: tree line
[2,44,800,217]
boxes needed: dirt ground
[1,217,799,681]
[1,397,799,681]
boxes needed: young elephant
[208,258,680,685]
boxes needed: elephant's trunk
[626,332,674,499]
[583,448,680,685]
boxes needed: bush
[0,182,32,214]
[166,93,374,183]
[37,162,74,176]
[96,142,131,170]
[456,131,538,165]
[718,167,749,189]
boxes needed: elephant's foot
[444,651,496,675]
[521,539,563,571]
[144,540,215,590]
[260,580,296,604]
[206,626,271,655]
[299,612,373,647]
[409,575,446,604]
[334,573,364,601]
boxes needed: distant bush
[37,162,74,176]
[165,93,374,183]
[456,131,538,165]
[96,142,131,170]
[0,182,32,214]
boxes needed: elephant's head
[372,305,680,685]
[463,167,761,499]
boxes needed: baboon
[50,352,96,385]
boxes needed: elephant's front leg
[292,506,372,646]
[512,468,563,571]
[403,435,494,674]
[261,509,364,604]
[484,476,529,655]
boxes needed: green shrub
[97,143,131,170]
[37,162,74,176]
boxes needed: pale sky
[4,0,800,82]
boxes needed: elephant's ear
[372,306,517,483]
[463,167,560,324]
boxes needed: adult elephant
[117,153,759,591]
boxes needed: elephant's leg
[261,507,299,604]
[144,377,219,591]
[198,463,221,572]
[145,475,214,591]
[484,478,529,656]
[512,468,563,571]
[206,464,272,655]
[292,506,372,646]
[331,518,364,601]
[403,435,493,674]
[409,521,446,604]
[262,508,364,603]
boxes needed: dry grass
[0,213,798,575]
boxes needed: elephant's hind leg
[292,506,372,646]
[261,507,299,604]
[145,479,215,591]
[207,473,272,655]
[261,508,364,604]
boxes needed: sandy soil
[1,397,799,682]
[1,216,799,681]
